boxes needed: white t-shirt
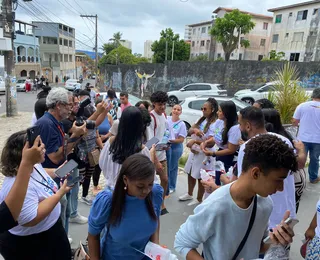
[293,100,320,144]
[0,164,60,236]
[167,116,187,140]
[212,119,241,149]
[31,112,37,126]
[316,200,320,237]
[174,183,273,260]
[99,139,153,189]
[237,132,296,228]
[146,111,173,161]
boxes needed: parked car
[16,79,26,92]
[180,95,250,130]
[0,77,5,94]
[167,83,227,106]
[65,79,81,91]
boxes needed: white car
[180,95,250,130]
[16,79,26,92]
[65,79,81,91]
[0,77,5,94]
[167,83,227,106]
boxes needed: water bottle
[200,169,211,181]
[225,166,233,180]
[264,244,289,260]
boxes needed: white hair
[46,87,69,109]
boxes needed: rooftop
[188,20,213,27]
[213,7,273,19]
[268,0,320,12]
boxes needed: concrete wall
[101,61,320,98]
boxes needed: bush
[268,62,309,124]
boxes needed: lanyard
[48,114,67,161]
[31,167,56,194]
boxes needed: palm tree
[109,32,125,47]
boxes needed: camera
[76,97,96,130]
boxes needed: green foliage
[215,57,225,61]
[179,154,188,168]
[102,43,116,55]
[268,62,309,124]
[190,54,209,61]
[152,28,190,63]
[210,9,255,61]
[99,46,149,67]
[262,50,286,61]
[109,32,124,48]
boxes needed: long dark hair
[220,101,238,145]
[108,154,157,226]
[1,130,27,177]
[109,106,144,164]
[262,108,294,144]
[195,98,218,133]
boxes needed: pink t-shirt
[121,102,132,112]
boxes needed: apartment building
[32,21,76,82]
[188,20,214,59]
[268,0,320,61]
[144,40,154,61]
[213,7,273,61]
[120,40,132,50]
[184,25,192,41]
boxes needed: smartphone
[155,143,171,151]
[27,125,41,147]
[55,159,78,179]
[67,171,84,186]
[145,137,159,150]
[263,217,299,244]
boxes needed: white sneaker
[179,193,193,201]
[80,196,93,206]
[187,200,200,206]
[169,189,175,194]
[68,237,73,244]
[69,214,88,224]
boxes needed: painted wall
[101,61,320,98]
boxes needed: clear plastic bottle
[263,244,289,260]
[200,169,211,181]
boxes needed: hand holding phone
[27,126,41,147]
[55,159,78,179]
[145,137,159,150]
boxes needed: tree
[109,32,125,47]
[152,28,190,63]
[190,54,209,62]
[210,9,255,61]
[102,43,116,55]
[262,50,286,61]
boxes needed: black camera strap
[31,167,56,194]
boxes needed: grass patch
[179,154,188,168]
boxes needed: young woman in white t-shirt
[179,98,219,206]
[202,101,241,185]
[0,130,73,260]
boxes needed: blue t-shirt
[35,112,65,169]
[98,117,111,135]
[88,184,163,260]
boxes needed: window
[185,84,211,91]
[258,55,263,61]
[285,33,289,37]
[260,85,276,92]
[290,53,300,61]
[69,40,73,47]
[69,55,72,62]
[275,14,282,23]
[260,39,266,46]
[206,40,210,46]
[313,9,318,15]
[59,38,62,45]
[192,41,195,47]
[239,54,242,60]
[200,40,205,46]
[53,54,58,62]
[69,28,73,34]
[293,32,304,42]
[60,54,63,62]
[289,12,293,17]
[64,54,68,62]
[217,53,221,58]
[310,31,317,36]
[64,39,68,46]
[188,100,205,111]
[201,27,206,33]
[208,26,211,31]
[297,10,308,20]
[193,28,196,35]
[272,34,279,43]
[59,24,62,30]
[42,37,57,44]
[263,22,268,30]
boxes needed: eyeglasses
[201,107,207,111]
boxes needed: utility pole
[2,0,17,117]
[171,41,175,61]
[80,14,98,86]
[165,41,168,61]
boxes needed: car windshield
[216,84,225,90]
[250,83,266,91]
[17,80,25,83]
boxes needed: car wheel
[242,98,254,105]
[168,96,178,106]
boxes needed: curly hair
[150,91,168,103]
[195,98,219,133]
[254,99,275,109]
[135,101,151,111]
[1,130,27,177]
[242,134,297,174]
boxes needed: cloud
[16,0,303,54]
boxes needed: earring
[124,186,127,190]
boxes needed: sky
[16,0,304,55]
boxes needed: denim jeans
[60,194,68,233]
[65,192,71,234]
[303,142,320,182]
[166,143,183,193]
[70,169,80,218]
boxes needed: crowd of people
[0,84,319,260]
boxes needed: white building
[268,0,320,61]
[144,40,154,60]
[188,20,214,59]
[213,7,273,61]
[121,40,132,50]
[184,25,192,41]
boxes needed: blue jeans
[60,194,69,234]
[303,142,320,182]
[166,143,183,194]
[70,169,80,218]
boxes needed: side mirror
[180,88,186,92]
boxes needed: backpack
[150,112,167,136]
